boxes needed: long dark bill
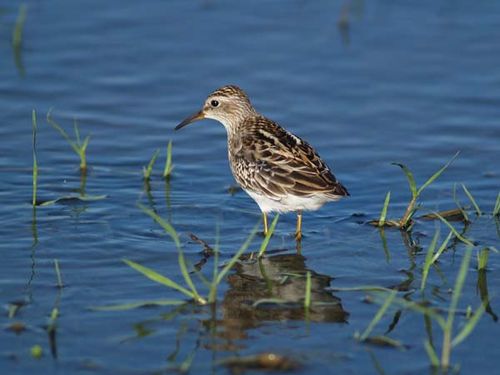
[174,110,205,131]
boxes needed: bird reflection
[208,251,348,346]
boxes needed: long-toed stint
[175,85,349,241]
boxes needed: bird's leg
[295,239,302,254]
[295,211,303,241]
[262,212,269,236]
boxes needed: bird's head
[175,85,256,132]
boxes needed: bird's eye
[210,100,219,107]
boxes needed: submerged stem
[399,196,417,229]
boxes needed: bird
[175,85,349,241]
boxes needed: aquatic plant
[46,110,90,172]
[143,148,160,181]
[429,247,484,368]
[373,152,459,230]
[355,290,397,343]
[432,212,474,246]
[257,214,279,257]
[369,247,484,369]
[477,248,489,271]
[420,229,453,290]
[32,110,105,206]
[452,183,470,223]
[32,109,38,206]
[461,184,482,216]
[163,140,173,178]
[493,192,500,217]
[376,191,391,227]
[12,4,27,48]
[98,204,260,309]
[46,259,64,359]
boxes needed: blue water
[1,0,499,374]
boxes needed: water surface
[1,1,499,374]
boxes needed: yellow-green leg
[263,212,269,236]
[295,211,303,241]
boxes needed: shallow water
[1,0,499,374]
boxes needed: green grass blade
[446,247,473,331]
[492,192,500,216]
[50,307,59,322]
[208,224,221,304]
[388,295,446,329]
[392,163,417,198]
[450,247,472,314]
[73,119,81,146]
[359,290,397,341]
[421,229,440,290]
[143,148,160,180]
[80,135,90,170]
[123,259,195,299]
[163,140,173,178]
[82,135,91,151]
[433,212,474,246]
[46,110,80,155]
[379,228,391,262]
[477,248,489,271]
[424,339,440,367]
[257,214,279,257]
[179,349,196,373]
[378,191,391,227]
[431,230,453,264]
[12,4,27,48]
[138,204,181,248]
[177,248,206,304]
[32,109,38,206]
[417,151,459,195]
[461,184,481,216]
[304,271,312,310]
[368,350,387,375]
[451,302,485,347]
[216,222,259,285]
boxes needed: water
[1,0,499,373]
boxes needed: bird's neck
[222,110,258,139]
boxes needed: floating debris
[221,352,300,371]
[420,208,468,222]
[7,321,26,334]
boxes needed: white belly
[245,190,341,213]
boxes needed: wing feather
[230,116,350,199]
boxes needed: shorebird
[175,85,349,241]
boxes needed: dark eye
[210,100,219,107]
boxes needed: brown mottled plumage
[175,85,349,241]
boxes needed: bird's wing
[232,117,349,199]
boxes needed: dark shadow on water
[164,177,173,222]
[214,251,348,342]
[477,267,498,322]
[7,207,39,319]
[142,178,160,216]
